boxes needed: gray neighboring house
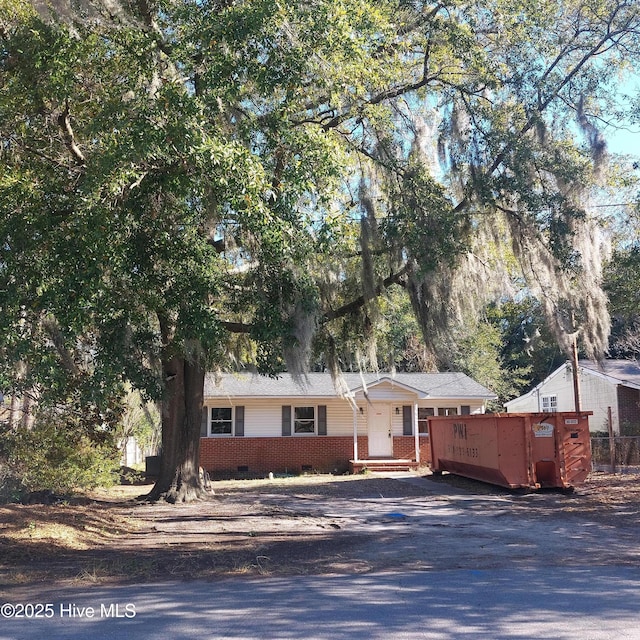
[504,359,640,434]
[199,372,496,475]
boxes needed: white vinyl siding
[204,399,368,437]
[202,398,486,438]
[331,403,367,436]
[245,401,286,436]
[504,364,621,433]
[390,406,409,435]
[354,381,417,403]
[578,372,619,432]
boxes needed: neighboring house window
[439,407,458,416]
[418,408,435,434]
[541,395,557,412]
[210,407,233,435]
[294,406,316,434]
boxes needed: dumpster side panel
[428,415,531,489]
[530,416,563,488]
[428,413,592,490]
[558,414,592,487]
[496,417,531,487]
[528,413,592,488]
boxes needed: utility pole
[570,311,582,413]
[571,336,581,412]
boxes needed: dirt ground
[1,470,639,588]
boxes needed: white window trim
[293,405,317,436]
[541,395,558,413]
[209,406,235,437]
[418,407,435,435]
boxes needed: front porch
[349,432,431,473]
[349,458,421,473]
[348,395,430,474]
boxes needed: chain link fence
[591,436,640,472]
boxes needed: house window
[439,407,458,416]
[418,408,435,434]
[294,406,316,434]
[541,395,557,412]
[210,407,233,435]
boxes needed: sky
[606,127,640,157]
[603,78,640,158]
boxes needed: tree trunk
[145,353,207,503]
[9,394,21,429]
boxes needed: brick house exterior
[505,359,640,434]
[200,372,496,476]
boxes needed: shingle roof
[579,359,640,390]
[204,372,497,400]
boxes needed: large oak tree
[2,0,639,501]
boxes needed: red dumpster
[428,412,592,490]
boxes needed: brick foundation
[393,436,431,464]
[199,435,432,476]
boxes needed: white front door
[368,403,393,457]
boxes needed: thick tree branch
[219,263,410,335]
[323,263,410,322]
[320,72,435,132]
[57,100,85,167]
[220,320,253,333]
[42,316,80,375]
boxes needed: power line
[591,203,638,208]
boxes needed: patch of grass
[230,554,273,576]
[8,521,92,550]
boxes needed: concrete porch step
[350,458,419,474]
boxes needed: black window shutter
[282,405,292,436]
[200,406,208,437]
[461,405,471,415]
[317,405,327,435]
[235,405,245,436]
[402,405,413,436]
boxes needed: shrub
[0,418,120,499]
[0,460,24,503]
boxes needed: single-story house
[199,372,497,476]
[504,359,640,434]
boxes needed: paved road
[2,566,640,639]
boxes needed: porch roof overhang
[349,376,424,399]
